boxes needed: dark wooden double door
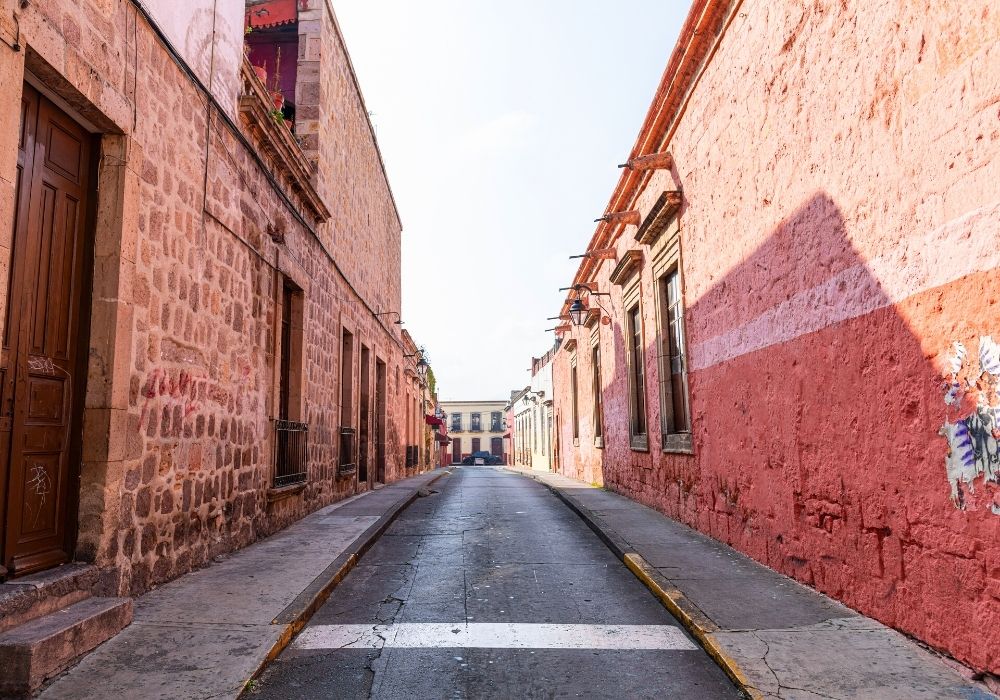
[0,84,93,578]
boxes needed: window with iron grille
[490,411,502,432]
[274,280,307,486]
[338,328,356,474]
[450,412,462,432]
[470,412,481,432]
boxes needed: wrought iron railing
[273,419,308,487]
[339,426,357,475]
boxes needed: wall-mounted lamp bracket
[568,247,617,260]
[618,151,674,172]
[594,211,641,227]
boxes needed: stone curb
[238,469,450,696]
[506,468,761,700]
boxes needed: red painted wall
[554,0,1000,672]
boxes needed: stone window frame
[6,63,143,583]
[274,252,310,423]
[591,328,604,449]
[337,321,357,477]
[267,270,308,498]
[651,218,694,455]
[623,281,649,452]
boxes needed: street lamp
[416,357,429,382]
[568,298,588,326]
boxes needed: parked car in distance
[462,450,502,466]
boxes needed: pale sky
[333,1,690,401]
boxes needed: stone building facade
[552,0,1000,674]
[0,0,424,597]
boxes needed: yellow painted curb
[624,553,763,700]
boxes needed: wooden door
[451,438,461,464]
[1,84,92,578]
[490,437,502,458]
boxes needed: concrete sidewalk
[508,467,995,700]
[39,469,448,700]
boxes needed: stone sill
[266,482,307,504]
[594,437,604,449]
[662,432,694,454]
[336,466,358,480]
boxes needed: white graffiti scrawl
[26,462,52,526]
[939,336,1000,510]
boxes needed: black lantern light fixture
[568,298,588,326]
[416,356,429,382]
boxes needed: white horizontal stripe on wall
[690,199,1000,371]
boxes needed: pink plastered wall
[555,0,1000,672]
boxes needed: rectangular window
[471,412,481,432]
[533,408,540,450]
[339,328,356,473]
[627,304,648,449]
[490,411,502,432]
[658,269,692,450]
[592,344,603,446]
[570,363,580,441]
[274,280,306,486]
[450,412,462,432]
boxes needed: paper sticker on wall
[939,336,1000,509]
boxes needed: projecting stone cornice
[609,250,644,286]
[635,190,682,245]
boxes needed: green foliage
[426,365,437,396]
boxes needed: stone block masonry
[0,0,422,598]
[553,0,1000,675]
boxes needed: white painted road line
[293,623,698,651]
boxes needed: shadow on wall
[616,191,999,672]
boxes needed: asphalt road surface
[251,467,741,699]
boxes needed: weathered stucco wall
[555,0,1000,672]
[0,0,416,595]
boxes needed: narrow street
[251,468,741,699]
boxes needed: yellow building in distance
[440,401,507,465]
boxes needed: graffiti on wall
[939,336,1000,510]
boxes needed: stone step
[0,564,99,634]
[0,596,133,697]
